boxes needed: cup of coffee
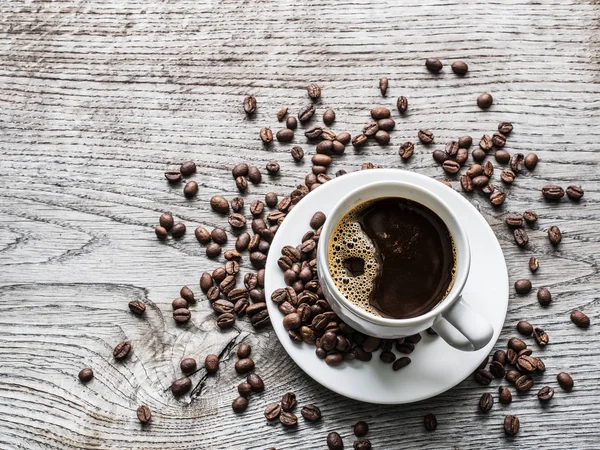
[316,180,494,351]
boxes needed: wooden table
[1,0,599,448]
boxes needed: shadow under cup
[317,180,472,340]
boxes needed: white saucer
[265,169,508,404]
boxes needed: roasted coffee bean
[526,258,539,275]
[472,148,486,162]
[506,369,521,384]
[521,211,537,226]
[316,140,333,154]
[171,377,192,396]
[442,160,460,174]
[298,104,316,123]
[451,61,468,75]
[350,421,369,437]
[231,197,244,213]
[491,132,506,148]
[243,95,256,114]
[234,233,250,252]
[504,415,520,437]
[495,149,511,164]
[380,350,396,364]
[418,129,434,144]
[508,153,524,173]
[472,175,489,188]
[136,404,152,424]
[557,372,574,391]
[159,212,174,230]
[210,195,230,214]
[277,410,297,427]
[247,166,261,184]
[455,136,472,150]
[206,286,220,302]
[309,211,326,229]
[505,214,523,227]
[301,404,322,422]
[352,133,368,148]
[392,95,408,114]
[319,109,336,127]
[432,150,449,164]
[260,127,273,144]
[305,127,323,140]
[128,300,146,315]
[538,386,554,402]
[490,361,506,378]
[524,153,538,170]
[542,185,564,200]
[275,107,288,122]
[565,185,584,201]
[212,267,227,284]
[307,83,321,99]
[287,147,304,163]
[516,355,537,373]
[379,77,389,95]
[493,349,507,366]
[311,154,332,167]
[247,373,264,392]
[228,213,246,229]
[179,357,197,374]
[369,106,390,120]
[249,288,265,303]
[513,228,529,247]
[363,122,379,137]
[500,169,516,184]
[264,403,281,421]
[219,275,236,294]
[173,308,191,323]
[445,140,459,156]
[209,228,226,245]
[537,288,552,306]
[250,309,270,328]
[514,279,532,294]
[477,92,493,109]
[250,251,267,268]
[519,348,533,357]
[235,358,254,374]
[498,386,512,404]
[508,337,527,352]
[325,353,343,366]
[172,297,188,310]
[483,160,494,177]
[516,320,533,336]
[232,163,249,179]
[424,413,437,431]
[78,368,94,382]
[171,223,186,239]
[425,57,443,72]
[479,134,493,152]
[353,440,372,450]
[281,392,297,411]
[460,175,473,192]
[571,310,590,328]
[180,286,195,304]
[232,396,248,413]
[479,393,493,413]
[238,382,252,397]
[506,348,518,365]
[265,163,280,177]
[466,164,482,178]
[283,312,301,330]
[164,171,182,183]
[374,130,390,145]
[217,312,235,328]
[391,356,411,371]
[456,147,468,165]
[515,375,534,392]
[474,369,494,385]
[327,433,344,450]
[178,160,197,177]
[113,342,131,360]
[548,226,562,245]
[276,127,295,143]
[533,327,548,346]
[498,122,513,134]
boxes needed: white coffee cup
[317,180,494,351]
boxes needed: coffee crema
[328,197,457,319]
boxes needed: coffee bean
[113,342,131,360]
[557,372,574,391]
[301,404,322,422]
[228,213,246,229]
[515,374,534,392]
[232,396,249,413]
[482,161,493,178]
[490,190,506,206]
[499,169,515,184]
[442,160,460,174]
[286,146,304,163]
[516,355,537,373]
[505,214,523,227]
[275,128,295,143]
[570,310,590,328]
[327,433,344,450]
[492,349,507,366]
[159,212,174,231]
[172,297,188,310]
[367,107,389,122]
[246,373,264,392]
[534,386,554,403]
[514,279,532,294]
[528,256,539,273]
[395,96,408,115]
[496,123,512,136]
[562,186,582,202]
[490,361,506,378]
[321,109,336,126]
[390,356,411,371]
[474,369,493,385]
[171,376,192,396]
[498,386,512,405]
[173,308,191,323]
[444,141,458,157]
[477,92,493,109]
[225,261,240,275]
[353,439,371,450]
[263,402,281,421]
[471,175,489,189]
[128,300,146,316]
[236,382,251,397]
[374,130,390,145]
[217,313,235,328]
[235,358,254,374]
[246,166,261,184]
[307,83,321,99]
[363,122,379,138]
[494,150,511,164]
[459,175,473,192]
[78,368,94,382]
[533,327,549,346]
[231,164,249,180]
[379,350,396,364]
[424,413,437,431]
[219,275,236,295]
[260,127,273,144]
[164,171,182,183]
[309,211,326,230]
[472,148,486,162]
[210,195,229,214]
[432,150,449,164]
[542,185,564,200]
[418,129,434,144]
[298,104,316,123]
[379,77,389,95]
[548,225,562,245]
[478,135,493,152]
[451,61,468,75]
[325,353,343,366]
[425,57,443,72]
[206,286,220,302]
[243,95,257,114]
[505,369,521,384]
[491,132,506,148]
[524,153,538,170]
[352,133,368,148]
[168,222,185,239]
[479,392,493,413]
[537,287,552,306]
[504,415,519,437]
[279,411,298,427]
[305,127,323,141]
[516,320,533,336]
[513,228,529,247]
[508,337,527,352]
[136,404,152,424]
[230,197,244,213]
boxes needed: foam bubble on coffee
[328,201,382,317]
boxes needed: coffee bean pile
[327,420,374,449]
[263,391,323,427]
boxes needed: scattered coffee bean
[533,327,549,346]
[399,142,414,160]
[171,377,192,396]
[474,369,494,385]
[276,128,294,143]
[570,310,590,328]
[172,297,188,310]
[279,411,298,427]
[523,210,538,223]
[424,413,437,431]
[195,227,211,246]
[301,404,322,422]
[442,160,460,174]
[504,415,520,437]
[374,130,390,145]
[456,147,468,165]
[180,160,197,176]
[460,175,473,192]
[479,393,493,413]
[228,213,246,229]
[113,342,131,360]
[78,368,94,382]
[490,190,506,206]
[322,109,336,126]
[171,223,186,239]
[418,129,434,144]
[490,361,506,378]
[352,133,368,148]
[542,185,565,200]
[310,211,326,229]
[210,227,227,245]
[537,288,552,306]
[495,150,511,164]
[231,197,244,213]
[173,308,191,323]
[392,356,412,371]
[517,321,533,336]
[483,160,494,177]
[289,146,304,162]
[164,171,182,183]
[498,122,513,134]
[566,185,584,200]
[433,150,449,164]
[327,432,344,450]
[204,354,219,374]
[247,373,264,392]
[508,337,527,352]
[498,386,512,404]
[264,403,281,420]
[235,358,255,374]
[557,372,574,391]
[479,134,493,152]
[353,439,372,450]
[232,163,249,179]
[493,349,507,365]
[524,153,538,170]
[505,369,521,384]
[180,286,195,304]
[425,58,443,72]
[180,357,197,373]
[472,148,486,162]
[477,92,493,109]
[266,162,280,176]
[516,355,537,373]
[451,61,468,75]
[472,175,489,188]
[281,392,297,411]
[307,83,321,99]
[513,228,529,247]
[491,133,506,148]
[397,95,408,113]
[128,300,146,315]
[159,212,174,230]
[298,104,316,123]
[538,386,554,402]
[379,77,389,95]
[137,405,152,424]
[505,214,523,227]
[515,374,534,392]
[548,225,562,245]
[210,195,230,214]
[514,279,532,294]
[238,382,252,397]
[456,136,472,149]
[232,396,249,413]
[529,256,539,273]
[243,95,256,114]
[260,127,273,144]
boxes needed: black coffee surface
[357,197,455,319]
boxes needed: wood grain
[1,0,600,448]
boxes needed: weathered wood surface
[1,0,599,448]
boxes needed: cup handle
[431,295,494,351]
